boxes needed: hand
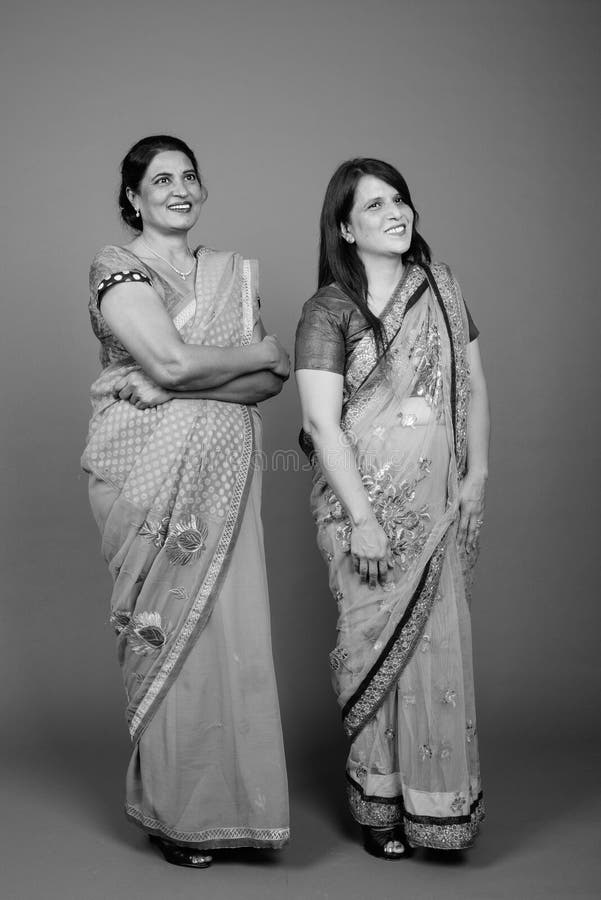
[350,515,394,589]
[113,370,172,409]
[260,335,290,380]
[457,471,487,553]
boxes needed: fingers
[368,560,379,590]
[359,558,368,583]
[377,559,394,588]
[466,515,484,552]
[457,507,469,547]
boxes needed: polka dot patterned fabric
[83,246,257,529]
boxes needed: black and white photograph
[1,1,599,898]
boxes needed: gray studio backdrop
[1,0,599,793]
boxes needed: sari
[82,245,289,849]
[304,263,483,850]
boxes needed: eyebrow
[362,191,399,207]
[151,169,196,179]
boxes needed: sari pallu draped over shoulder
[82,249,258,744]
[309,264,484,850]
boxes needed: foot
[149,835,212,868]
[362,825,411,860]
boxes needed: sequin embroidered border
[342,539,446,738]
[126,804,290,848]
[241,259,254,345]
[429,264,470,475]
[347,778,484,849]
[346,777,404,827]
[404,794,485,850]
[128,405,255,741]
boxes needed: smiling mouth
[385,223,408,235]
[168,203,192,212]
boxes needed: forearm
[167,343,269,390]
[309,422,374,526]
[170,370,284,403]
[466,380,490,480]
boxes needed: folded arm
[100,282,288,390]
[114,315,287,406]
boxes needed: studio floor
[2,729,599,900]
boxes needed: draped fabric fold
[308,264,483,850]
[83,246,289,849]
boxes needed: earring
[135,209,141,218]
[344,234,354,244]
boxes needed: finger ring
[476,518,484,527]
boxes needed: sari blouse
[294,267,478,375]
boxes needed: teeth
[387,224,406,234]
[169,204,191,210]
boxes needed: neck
[360,253,405,310]
[139,227,192,262]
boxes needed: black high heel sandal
[361,825,412,860]
[149,835,212,868]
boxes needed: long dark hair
[318,158,431,350]
[118,134,207,231]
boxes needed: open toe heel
[149,835,212,868]
[361,825,411,860]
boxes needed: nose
[172,178,190,197]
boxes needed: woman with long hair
[295,158,489,858]
[82,135,290,867]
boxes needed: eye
[367,201,382,210]
[394,195,404,205]
[185,173,197,182]
[155,177,170,185]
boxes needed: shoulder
[300,284,354,320]
[90,244,154,279]
[429,260,455,284]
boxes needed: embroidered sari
[82,245,289,849]
[301,263,483,850]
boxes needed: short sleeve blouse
[89,245,157,368]
[295,271,479,375]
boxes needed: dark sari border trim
[125,805,290,850]
[405,794,485,851]
[346,776,484,850]
[342,538,447,738]
[128,407,257,743]
[346,777,404,827]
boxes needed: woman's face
[342,175,414,261]
[127,150,203,234]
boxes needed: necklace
[140,239,196,280]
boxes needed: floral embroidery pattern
[420,634,431,652]
[342,539,446,737]
[109,610,131,635]
[385,727,395,740]
[327,461,430,572]
[355,764,367,783]
[409,315,443,407]
[466,720,476,743]
[442,688,457,708]
[168,586,191,603]
[404,795,484,850]
[165,515,209,566]
[140,516,170,548]
[419,744,433,761]
[329,646,350,671]
[129,611,170,656]
[450,793,465,814]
